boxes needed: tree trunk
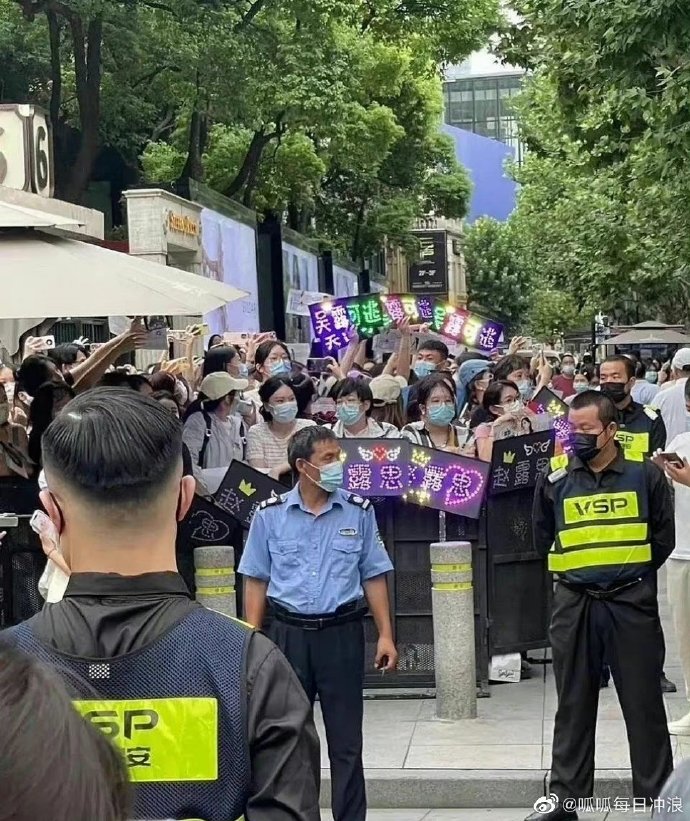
[223,127,271,199]
[63,16,102,203]
[46,9,64,196]
[177,106,207,184]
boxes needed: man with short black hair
[526,390,674,821]
[3,388,320,821]
[240,425,397,821]
[47,342,88,374]
[413,338,449,380]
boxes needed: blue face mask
[575,382,589,393]
[269,360,291,377]
[336,404,364,427]
[645,371,658,384]
[237,362,249,379]
[518,380,533,401]
[270,401,297,423]
[427,403,456,426]
[414,361,437,379]
[307,460,344,493]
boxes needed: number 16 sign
[0,104,54,197]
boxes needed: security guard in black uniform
[3,389,320,821]
[599,354,666,460]
[240,425,397,821]
[599,354,676,692]
[525,390,674,821]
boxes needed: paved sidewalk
[316,570,688,809]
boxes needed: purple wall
[442,123,517,223]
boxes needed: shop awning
[0,229,248,319]
[604,329,690,345]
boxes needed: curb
[319,769,634,809]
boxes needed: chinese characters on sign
[528,388,572,451]
[406,444,490,519]
[407,231,448,294]
[339,439,408,497]
[310,293,504,355]
[438,307,504,353]
[213,461,285,528]
[489,430,556,496]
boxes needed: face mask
[501,400,522,415]
[574,383,589,394]
[645,371,658,384]
[270,401,298,423]
[572,431,606,462]
[269,360,291,377]
[414,361,437,379]
[427,403,455,426]
[306,460,344,493]
[336,405,364,427]
[237,362,249,379]
[0,404,8,425]
[562,365,575,376]
[4,383,15,404]
[600,382,628,404]
[518,380,532,400]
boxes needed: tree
[463,217,531,332]
[524,288,588,345]
[499,0,690,324]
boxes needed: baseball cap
[672,348,690,371]
[370,374,406,406]
[200,372,248,400]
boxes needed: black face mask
[600,382,628,404]
[572,428,613,462]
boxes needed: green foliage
[0,0,499,260]
[500,0,690,325]
[463,218,531,332]
[524,288,590,344]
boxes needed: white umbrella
[0,230,248,319]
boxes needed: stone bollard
[194,545,236,618]
[430,541,477,720]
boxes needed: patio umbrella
[0,229,247,319]
[604,329,690,345]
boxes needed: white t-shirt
[667,431,690,560]
[653,377,688,447]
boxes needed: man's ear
[177,476,196,522]
[39,489,63,534]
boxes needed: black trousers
[270,618,366,821]
[549,576,673,802]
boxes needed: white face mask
[501,400,522,415]
[3,383,15,404]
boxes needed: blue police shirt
[238,485,393,615]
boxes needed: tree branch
[235,0,266,32]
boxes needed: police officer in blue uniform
[239,425,398,821]
[3,389,320,821]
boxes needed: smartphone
[659,452,684,467]
[35,335,55,351]
[307,357,331,374]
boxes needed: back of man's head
[43,388,183,520]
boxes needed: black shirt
[27,572,321,821]
[617,399,666,455]
[533,446,675,574]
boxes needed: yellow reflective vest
[547,455,652,584]
[614,404,659,462]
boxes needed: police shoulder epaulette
[347,493,372,510]
[259,492,285,510]
[644,406,658,420]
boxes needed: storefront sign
[0,104,53,196]
[489,430,555,496]
[406,444,489,519]
[339,439,409,497]
[167,211,200,237]
[213,461,285,528]
[408,231,448,294]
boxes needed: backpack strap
[198,410,213,468]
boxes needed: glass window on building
[444,74,525,164]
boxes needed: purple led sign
[340,439,410,497]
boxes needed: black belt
[271,599,368,631]
[559,577,643,600]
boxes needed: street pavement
[315,569,686,810]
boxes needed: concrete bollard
[194,545,236,618]
[430,541,477,720]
